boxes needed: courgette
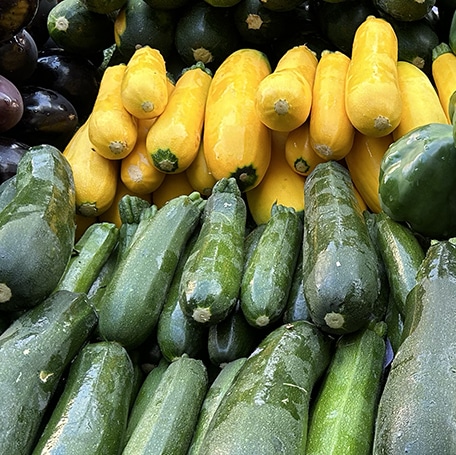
[198,320,332,454]
[0,290,98,455]
[373,239,456,454]
[187,357,247,455]
[122,355,208,455]
[98,192,205,350]
[0,145,76,312]
[54,221,119,294]
[302,160,382,335]
[306,322,387,455]
[32,341,134,455]
[240,203,303,328]
[179,177,246,325]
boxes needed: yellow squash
[246,131,305,225]
[254,44,318,132]
[431,42,456,123]
[186,141,217,197]
[63,118,119,217]
[146,63,212,173]
[120,118,166,194]
[394,60,449,141]
[88,64,138,160]
[344,130,393,213]
[121,45,169,119]
[309,50,355,160]
[345,15,402,137]
[203,48,272,192]
[152,171,195,209]
[285,120,325,176]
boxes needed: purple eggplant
[0,75,23,133]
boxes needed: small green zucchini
[122,355,208,455]
[240,203,303,328]
[198,320,332,454]
[98,192,205,350]
[179,177,247,325]
[32,341,134,455]
[373,239,456,454]
[306,321,387,455]
[0,145,76,311]
[302,160,382,335]
[0,290,98,455]
[54,221,119,294]
[156,233,207,362]
[207,301,261,367]
[187,357,247,455]
[124,357,170,445]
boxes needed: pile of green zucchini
[0,143,455,454]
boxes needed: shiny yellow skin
[285,121,326,176]
[146,65,212,173]
[246,131,305,225]
[203,48,272,192]
[344,131,393,213]
[310,50,355,160]
[186,141,217,197]
[431,51,456,123]
[254,44,317,132]
[121,118,166,194]
[151,172,195,209]
[89,64,138,159]
[121,45,169,119]
[345,15,402,137]
[394,61,449,140]
[63,117,119,218]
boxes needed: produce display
[1,0,456,454]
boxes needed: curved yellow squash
[203,48,272,192]
[186,141,217,197]
[310,50,355,160]
[345,15,402,137]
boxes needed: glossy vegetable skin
[0,75,23,133]
[378,123,456,239]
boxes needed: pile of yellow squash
[66,14,452,240]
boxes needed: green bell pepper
[378,122,456,240]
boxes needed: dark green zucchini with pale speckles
[198,320,332,454]
[32,341,134,455]
[0,290,97,455]
[302,160,381,335]
[0,145,76,312]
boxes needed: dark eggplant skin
[29,48,100,121]
[26,0,58,48]
[0,0,39,43]
[6,85,78,150]
[0,29,38,83]
[0,136,29,183]
[0,75,23,133]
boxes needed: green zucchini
[0,290,97,455]
[373,239,456,454]
[240,203,303,328]
[207,301,261,367]
[282,246,310,323]
[373,211,425,319]
[0,175,16,211]
[32,341,134,455]
[122,355,208,455]
[187,357,247,455]
[0,145,76,312]
[198,320,332,454]
[306,321,387,455]
[179,177,247,325]
[98,192,205,350]
[124,357,170,445]
[54,221,119,294]
[156,233,207,362]
[302,160,381,335]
